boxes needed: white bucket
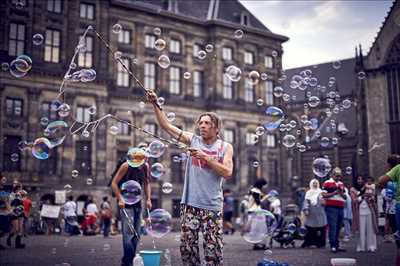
[331,258,356,266]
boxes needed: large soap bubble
[146,209,172,238]
[147,140,166,158]
[45,120,68,148]
[312,157,332,178]
[263,106,284,132]
[242,209,277,244]
[32,137,52,160]
[151,163,165,180]
[225,65,242,82]
[126,147,147,168]
[121,180,142,205]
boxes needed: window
[76,106,91,123]
[222,47,232,61]
[8,23,25,56]
[224,129,234,144]
[78,36,93,67]
[244,78,254,103]
[265,81,274,105]
[76,141,91,176]
[193,71,203,97]
[3,136,21,172]
[265,56,274,68]
[193,44,201,57]
[118,121,131,135]
[246,132,257,145]
[44,29,61,63]
[41,102,59,121]
[47,0,62,13]
[241,14,249,26]
[144,123,157,135]
[80,3,94,20]
[244,51,254,65]
[144,63,156,91]
[169,39,181,54]
[223,74,233,99]
[117,58,130,87]
[145,34,156,49]
[118,29,131,44]
[6,98,23,117]
[266,134,276,148]
[171,154,183,183]
[169,67,180,94]
[40,147,57,175]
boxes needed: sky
[240,0,394,69]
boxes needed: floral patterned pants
[180,204,224,266]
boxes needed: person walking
[100,196,112,238]
[321,168,347,253]
[147,91,234,266]
[301,179,327,248]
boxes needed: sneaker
[343,236,350,242]
[331,247,337,253]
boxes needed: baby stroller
[270,204,306,248]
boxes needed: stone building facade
[361,0,400,178]
[0,0,287,216]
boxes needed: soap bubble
[183,72,191,79]
[282,135,296,148]
[224,65,242,82]
[32,33,44,45]
[166,112,176,122]
[342,99,352,109]
[162,182,173,194]
[112,24,122,34]
[69,62,77,70]
[332,61,341,70]
[40,117,49,126]
[345,166,352,175]
[271,50,278,57]
[312,157,332,178]
[18,140,29,151]
[86,178,93,185]
[147,140,166,158]
[234,29,244,39]
[151,163,165,180]
[153,27,161,36]
[9,59,28,78]
[10,153,19,162]
[58,103,71,118]
[71,170,79,179]
[157,97,165,106]
[32,137,52,160]
[308,96,320,108]
[289,120,297,128]
[248,71,260,85]
[154,39,166,51]
[256,98,264,106]
[298,145,306,153]
[172,155,181,163]
[255,126,265,136]
[64,184,72,193]
[126,147,147,168]
[273,86,283,98]
[1,62,9,71]
[44,121,68,148]
[114,51,122,60]
[82,130,90,138]
[242,209,277,243]
[109,126,120,135]
[263,106,284,132]
[121,180,142,205]
[50,99,62,112]
[260,73,268,81]
[320,137,330,148]
[158,55,170,69]
[282,93,290,102]
[88,106,97,115]
[146,209,172,238]
[357,71,366,80]
[205,44,214,53]
[197,50,207,60]
[16,55,32,72]
[252,161,260,168]
[357,148,364,156]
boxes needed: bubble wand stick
[121,208,140,239]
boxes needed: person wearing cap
[321,167,347,253]
[111,147,152,266]
[147,90,234,265]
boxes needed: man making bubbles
[147,91,234,266]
